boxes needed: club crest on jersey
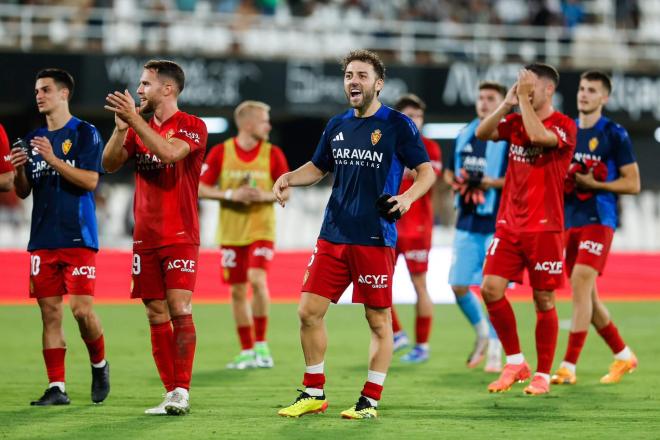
[62,139,72,155]
[371,129,382,146]
[165,129,175,143]
[589,137,599,152]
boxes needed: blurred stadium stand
[1,0,659,252]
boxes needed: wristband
[225,189,233,201]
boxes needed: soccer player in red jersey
[476,63,577,395]
[11,69,109,406]
[199,100,290,370]
[102,60,208,415]
[551,71,640,386]
[0,123,14,191]
[389,94,442,363]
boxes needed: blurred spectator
[562,0,584,29]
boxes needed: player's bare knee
[298,304,322,328]
[231,284,248,301]
[71,305,92,322]
[533,291,555,311]
[452,285,469,298]
[365,308,390,335]
[480,281,503,303]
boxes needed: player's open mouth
[350,89,362,98]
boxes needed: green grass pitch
[0,302,658,439]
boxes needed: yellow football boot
[278,390,328,418]
[340,396,378,419]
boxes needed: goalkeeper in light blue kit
[445,81,509,373]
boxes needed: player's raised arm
[105,90,190,164]
[102,93,131,173]
[517,70,560,148]
[272,161,326,207]
[476,83,517,141]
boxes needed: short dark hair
[524,63,560,87]
[36,68,75,101]
[394,93,426,112]
[144,59,185,94]
[478,81,507,98]
[580,70,612,95]
[341,50,386,80]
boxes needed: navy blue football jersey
[25,117,104,251]
[565,116,636,229]
[311,105,429,247]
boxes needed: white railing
[1,3,660,68]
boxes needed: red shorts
[483,228,565,291]
[220,240,274,284]
[565,224,614,276]
[131,244,199,300]
[29,248,97,298]
[395,234,431,274]
[302,239,395,308]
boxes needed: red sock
[253,316,268,343]
[415,316,432,344]
[150,321,175,392]
[83,334,105,365]
[563,331,588,365]
[597,321,626,354]
[535,308,559,374]
[237,325,254,350]
[43,348,66,383]
[172,315,197,391]
[303,373,325,389]
[486,297,521,356]
[361,381,383,401]
[391,307,402,333]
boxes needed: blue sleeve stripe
[79,193,99,250]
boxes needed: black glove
[375,193,402,223]
[466,170,483,189]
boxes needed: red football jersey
[396,136,442,238]
[199,138,290,185]
[496,111,576,232]
[123,111,208,250]
[0,123,12,173]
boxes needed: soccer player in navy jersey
[274,50,435,419]
[551,71,640,386]
[10,69,109,406]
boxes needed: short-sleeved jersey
[496,111,577,232]
[123,111,208,250]
[565,116,636,230]
[311,105,429,248]
[396,136,442,238]
[448,119,509,234]
[24,117,104,251]
[0,123,12,173]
